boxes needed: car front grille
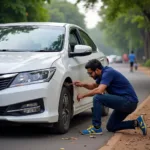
[0,76,15,91]
[0,106,8,115]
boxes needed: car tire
[55,86,72,134]
[91,105,109,116]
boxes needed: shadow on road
[0,111,92,138]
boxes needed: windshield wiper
[34,50,50,52]
[34,50,56,52]
[0,49,57,52]
[0,49,21,52]
[0,49,10,51]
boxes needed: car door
[67,28,84,109]
[75,28,106,107]
[67,27,106,111]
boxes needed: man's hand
[73,80,84,87]
[77,94,85,101]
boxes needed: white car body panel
[0,22,108,123]
[0,52,60,73]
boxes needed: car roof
[0,22,87,35]
[0,22,81,28]
[0,22,67,27]
[0,22,85,31]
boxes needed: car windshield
[0,25,65,52]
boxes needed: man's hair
[85,59,103,71]
[131,51,134,53]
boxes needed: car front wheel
[55,87,72,134]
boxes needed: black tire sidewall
[55,87,72,134]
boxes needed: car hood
[0,52,61,74]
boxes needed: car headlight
[10,67,56,87]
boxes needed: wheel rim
[62,93,70,128]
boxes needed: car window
[69,29,80,52]
[0,25,65,52]
[79,30,97,52]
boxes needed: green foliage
[0,26,36,42]
[99,13,143,54]
[47,0,86,29]
[87,27,116,55]
[77,0,150,25]
[76,0,98,7]
[48,8,65,22]
[144,59,150,67]
[0,0,50,23]
[102,0,150,24]
[76,0,150,58]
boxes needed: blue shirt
[96,67,138,102]
[129,54,136,62]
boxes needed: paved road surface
[0,63,150,150]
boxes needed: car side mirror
[69,45,92,57]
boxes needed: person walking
[74,59,147,135]
[128,51,136,72]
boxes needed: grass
[144,59,150,67]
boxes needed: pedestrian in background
[128,51,136,72]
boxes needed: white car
[0,22,109,133]
[115,56,123,63]
[107,55,117,64]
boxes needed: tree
[47,0,86,29]
[76,0,150,59]
[100,0,150,58]
[87,26,116,55]
[99,13,143,55]
[0,0,50,23]
[48,8,65,22]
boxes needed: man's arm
[83,84,107,97]
[77,84,107,100]
[82,82,98,90]
[73,81,98,90]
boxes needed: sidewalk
[99,66,150,150]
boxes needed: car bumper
[0,80,59,123]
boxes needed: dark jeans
[92,94,138,132]
[130,62,134,67]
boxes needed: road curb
[99,95,150,150]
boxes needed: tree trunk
[144,30,150,60]
[147,32,150,59]
[140,29,146,57]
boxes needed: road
[0,63,150,150]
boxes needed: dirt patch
[113,101,150,150]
